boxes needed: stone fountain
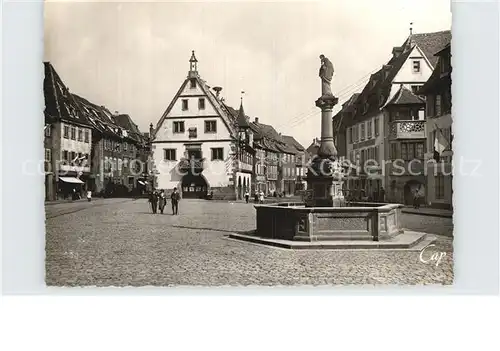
[229,55,434,249]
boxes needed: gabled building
[151,51,240,199]
[276,134,299,196]
[249,118,288,196]
[224,100,255,199]
[113,113,152,192]
[43,62,93,200]
[419,43,453,209]
[342,29,451,203]
[73,95,145,196]
[282,135,306,194]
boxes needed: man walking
[244,190,250,203]
[171,187,180,215]
[158,189,166,214]
[149,190,158,214]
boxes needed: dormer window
[412,60,421,73]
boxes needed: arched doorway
[181,173,208,199]
[404,180,425,205]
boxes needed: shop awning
[59,177,84,184]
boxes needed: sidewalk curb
[401,210,453,219]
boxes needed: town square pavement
[45,199,454,286]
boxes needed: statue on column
[319,54,334,97]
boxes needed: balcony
[390,121,426,139]
[59,164,91,173]
[236,160,253,173]
[178,158,205,172]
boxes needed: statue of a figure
[319,54,334,96]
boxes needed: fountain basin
[254,202,404,242]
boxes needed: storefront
[57,175,85,199]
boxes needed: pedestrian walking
[149,191,158,214]
[379,187,385,202]
[158,189,166,214]
[413,187,421,209]
[86,190,92,202]
[259,191,264,204]
[244,190,250,203]
[171,187,180,215]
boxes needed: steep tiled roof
[419,44,452,95]
[387,85,425,106]
[154,74,236,140]
[113,114,146,144]
[249,121,290,153]
[253,122,282,142]
[43,62,91,127]
[408,30,452,68]
[282,135,305,152]
[72,94,119,137]
[306,138,320,156]
[349,30,450,122]
[236,101,250,128]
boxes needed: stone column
[305,95,345,207]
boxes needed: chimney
[254,117,259,124]
[149,123,154,137]
[213,86,222,98]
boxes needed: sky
[44,0,451,147]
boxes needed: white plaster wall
[60,123,92,154]
[155,117,231,142]
[180,80,205,96]
[152,140,233,190]
[345,111,385,164]
[393,46,433,84]
[167,96,219,118]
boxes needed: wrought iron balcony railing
[177,158,205,172]
[390,120,426,139]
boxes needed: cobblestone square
[45,199,453,286]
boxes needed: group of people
[148,188,181,215]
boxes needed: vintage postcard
[44,0,453,286]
